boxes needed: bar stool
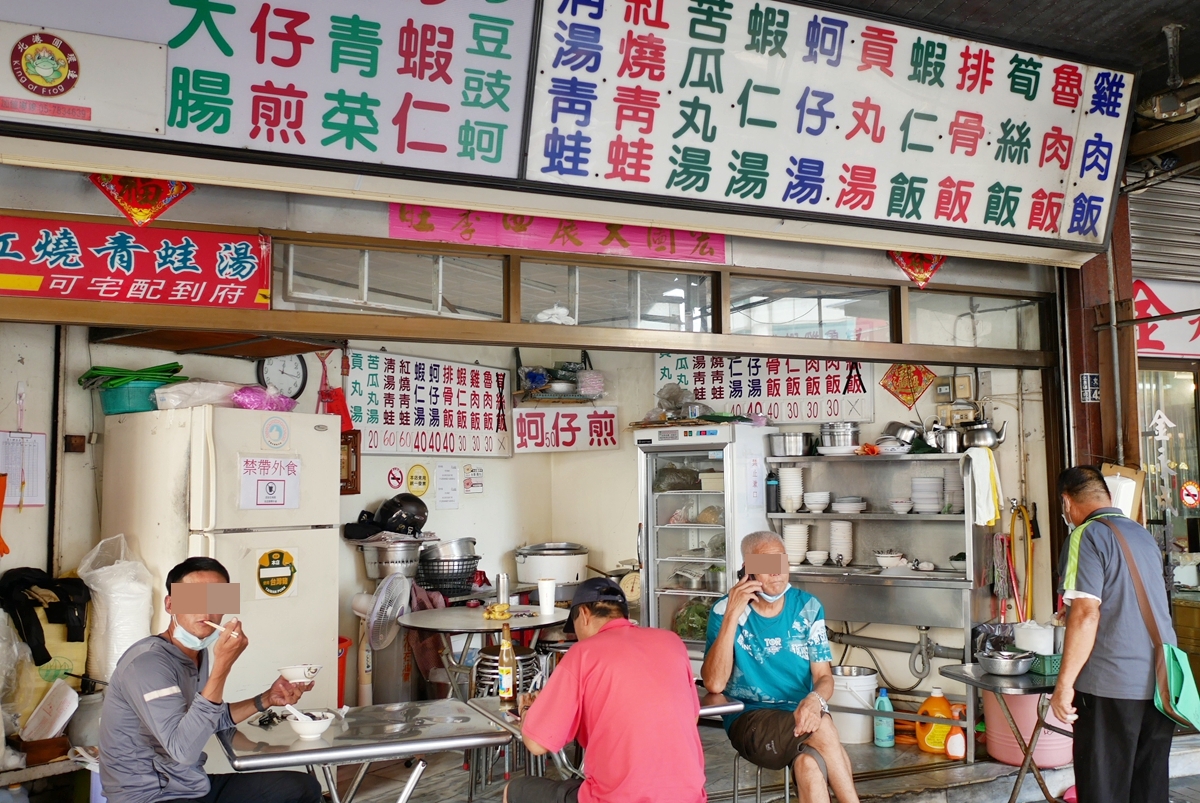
[732,754,793,803]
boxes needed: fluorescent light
[663,288,686,298]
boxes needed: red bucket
[337,636,352,708]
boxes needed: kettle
[960,420,1008,449]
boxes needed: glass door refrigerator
[636,423,775,669]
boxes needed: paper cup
[538,579,557,616]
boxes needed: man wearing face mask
[99,557,322,803]
[702,531,859,803]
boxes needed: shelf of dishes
[656,556,727,563]
[769,513,965,521]
[765,454,962,463]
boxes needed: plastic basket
[98,380,169,415]
[1030,654,1062,676]
[416,555,481,597]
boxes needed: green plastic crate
[1030,653,1062,676]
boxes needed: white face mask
[758,589,788,603]
[172,615,220,651]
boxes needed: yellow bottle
[917,687,953,754]
[498,622,516,711]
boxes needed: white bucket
[830,666,878,744]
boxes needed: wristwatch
[811,691,829,715]
[253,693,267,713]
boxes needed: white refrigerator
[101,406,341,709]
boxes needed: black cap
[563,577,628,634]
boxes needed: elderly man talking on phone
[702,531,859,803]
[99,557,322,803]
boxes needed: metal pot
[514,542,589,584]
[769,432,813,456]
[819,422,859,448]
[882,421,920,444]
[361,541,422,579]
[419,537,477,561]
[936,428,962,454]
[960,420,1008,449]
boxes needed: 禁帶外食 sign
[527,0,1132,246]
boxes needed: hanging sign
[513,406,619,453]
[344,349,512,457]
[89,174,194,226]
[655,353,873,424]
[879,364,937,410]
[2,2,534,178]
[887,252,946,288]
[526,0,1131,247]
[0,213,269,309]
[389,203,727,264]
[1134,279,1200,358]
[238,454,301,509]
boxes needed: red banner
[0,214,270,309]
[88,174,194,226]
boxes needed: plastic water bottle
[0,785,28,803]
[874,688,895,747]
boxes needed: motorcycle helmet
[373,492,428,535]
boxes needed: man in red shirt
[505,577,707,803]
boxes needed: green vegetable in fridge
[950,552,967,561]
[673,597,714,641]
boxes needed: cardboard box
[5,735,70,766]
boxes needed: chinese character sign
[0,214,269,308]
[1134,278,1200,359]
[655,353,873,424]
[389,203,726,264]
[344,348,512,457]
[0,2,533,178]
[513,406,619,453]
[527,0,1131,246]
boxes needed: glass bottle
[498,622,516,710]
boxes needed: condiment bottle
[916,687,953,754]
[873,688,895,748]
[766,471,780,513]
[498,622,516,710]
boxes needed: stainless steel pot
[936,428,962,454]
[360,541,421,579]
[882,421,920,444]
[960,420,1008,449]
[769,432,813,456]
[819,422,859,448]
[419,537,477,561]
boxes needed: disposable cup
[537,579,557,616]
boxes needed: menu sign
[2,0,534,177]
[513,406,619,453]
[655,353,873,424]
[344,348,512,457]
[0,213,269,309]
[526,0,1131,246]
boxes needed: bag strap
[1094,518,1165,651]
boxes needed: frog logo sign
[11,33,79,97]
[257,549,297,598]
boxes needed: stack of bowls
[830,521,853,565]
[778,467,804,513]
[912,477,944,514]
[831,496,867,514]
[889,498,914,514]
[783,524,809,565]
[944,465,965,514]
[803,491,830,512]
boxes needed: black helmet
[373,493,428,535]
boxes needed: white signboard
[3,0,534,177]
[655,353,873,424]
[435,461,460,511]
[527,0,1131,246]
[1135,278,1200,358]
[344,348,512,457]
[238,453,300,509]
[513,405,619,453]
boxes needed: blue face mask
[758,589,788,603]
[172,616,220,651]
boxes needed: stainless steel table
[940,664,1071,803]
[397,606,570,700]
[217,699,510,803]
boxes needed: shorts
[506,776,585,803]
[729,708,829,775]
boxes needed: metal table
[940,664,1072,803]
[217,698,510,803]
[398,606,570,700]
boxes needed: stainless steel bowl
[769,432,813,456]
[978,652,1035,676]
[882,421,920,444]
[419,537,477,561]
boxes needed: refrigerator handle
[202,532,215,558]
[205,406,217,532]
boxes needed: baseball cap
[563,577,628,634]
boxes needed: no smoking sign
[387,467,405,490]
[1183,480,1200,509]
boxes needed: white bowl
[806,551,829,566]
[950,560,968,572]
[287,711,334,739]
[876,554,906,568]
[278,664,323,683]
[805,504,829,513]
[890,502,914,514]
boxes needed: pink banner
[388,204,727,265]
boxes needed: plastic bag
[231,385,298,412]
[653,465,701,492]
[77,535,153,682]
[154,380,242,409]
[0,611,20,702]
[3,642,41,730]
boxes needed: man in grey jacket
[99,557,321,803]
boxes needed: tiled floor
[1174,776,1200,803]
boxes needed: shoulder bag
[1096,519,1200,728]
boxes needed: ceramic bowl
[806,551,829,566]
[889,501,914,514]
[950,560,968,572]
[875,554,906,568]
[278,664,322,683]
[287,711,334,739]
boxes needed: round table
[398,606,570,700]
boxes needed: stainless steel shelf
[656,588,724,597]
[656,556,727,563]
[766,454,962,463]
[769,512,965,521]
[654,490,724,495]
[655,523,725,529]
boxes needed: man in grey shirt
[1051,466,1177,803]
[99,557,321,803]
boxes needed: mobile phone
[736,565,746,581]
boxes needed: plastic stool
[732,753,792,803]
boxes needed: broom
[994,533,1012,622]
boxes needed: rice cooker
[514,542,589,584]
